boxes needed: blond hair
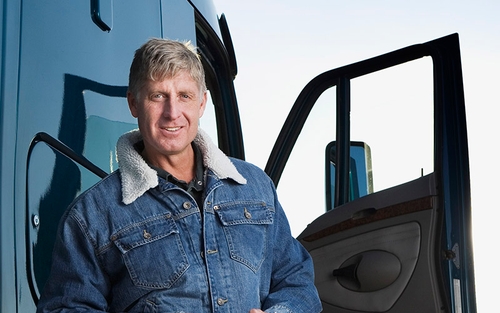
[128,38,206,97]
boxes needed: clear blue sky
[213,0,498,311]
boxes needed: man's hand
[249,309,265,313]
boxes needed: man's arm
[260,182,322,313]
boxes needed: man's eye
[151,94,165,100]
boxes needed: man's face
[127,70,206,165]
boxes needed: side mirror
[326,141,373,211]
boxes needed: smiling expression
[127,70,207,167]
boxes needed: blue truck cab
[0,0,475,312]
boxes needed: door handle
[332,250,401,292]
[91,0,112,32]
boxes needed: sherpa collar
[116,128,247,205]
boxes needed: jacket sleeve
[261,181,322,313]
[36,209,111,313]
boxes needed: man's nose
[162,98,181,119]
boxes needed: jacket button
[217,298,228,306]
[244,208,252,219]
[183,201,192,210]
[143,230,152,239]
[213,205,219,211]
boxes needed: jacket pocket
[111,214,189,289]
[215,201,274,272]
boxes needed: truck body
[0,0,475,312]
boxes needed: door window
[276,57,433,236]
[350,58,433,192]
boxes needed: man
[37,38,322,313]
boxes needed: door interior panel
[311,222,420,312]
[298,173,446,312]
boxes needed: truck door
[265,34,476,313]
[15,1,241,311]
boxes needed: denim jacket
[37,129,322,313]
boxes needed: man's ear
[199,91,208,118]
[127,91,139,118]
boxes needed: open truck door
[265,34,475,313]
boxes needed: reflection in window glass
[83,91,137,192]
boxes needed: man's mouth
[163,127,181,132]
